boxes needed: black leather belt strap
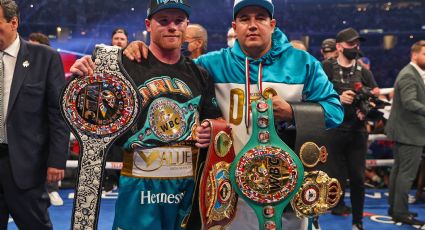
[0,143,8,156]
[291,103,326,154]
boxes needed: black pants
[0,147,52,230]
[325,129,368,224]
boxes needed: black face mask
[181,42,192,58]
[342,47,359,60]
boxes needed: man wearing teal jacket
[193,1,343,229]
[195,27,342,153]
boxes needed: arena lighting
[361,29,383,34]
[422,25,425,30]
[57,27,62,32]
[410,35,414,39]
[142,30,148,36]
[56,49,88,57]
[30,4,33,8]
[131,7,135,11]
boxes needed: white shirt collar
[3,35,20,58]
[410,62,425,79]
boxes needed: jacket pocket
[21,82,44,96]
[19,83,45,113]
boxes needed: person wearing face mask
[226,27,237,48]
[321,27,380,230]
[182,24,207,59]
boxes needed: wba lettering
[141,191,185,204]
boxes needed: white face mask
[227,38,236,48]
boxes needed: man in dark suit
[0,1,69,229]
[386,40,425,226]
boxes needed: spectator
[226,27,237,48]
[386,40,425,226]
[28,32,50,46]
[290,39,307,51]
[111,28,128,48]
[358,56,371,70]
[103,28,130,193]
[183,24,208,59]
[321,38,338,60]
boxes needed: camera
[352,82,391,121]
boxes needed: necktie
[0,51,5,143]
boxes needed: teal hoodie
[195,28,343,129]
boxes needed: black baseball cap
[321,38,336,52]
[336,27,365,43]
[147,0,191,19]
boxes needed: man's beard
[417,62,425,71]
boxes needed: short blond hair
[411,40,425,54]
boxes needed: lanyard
[244,57,263,134]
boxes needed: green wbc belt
[230,99,304,230]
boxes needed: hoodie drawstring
[244,57,263,134]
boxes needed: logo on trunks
[134,149,192,172]
[141,191,185,204]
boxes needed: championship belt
[199,119,238,230]
[291,142,342,219]
[61,45,139,230]
[230,99,304,230]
